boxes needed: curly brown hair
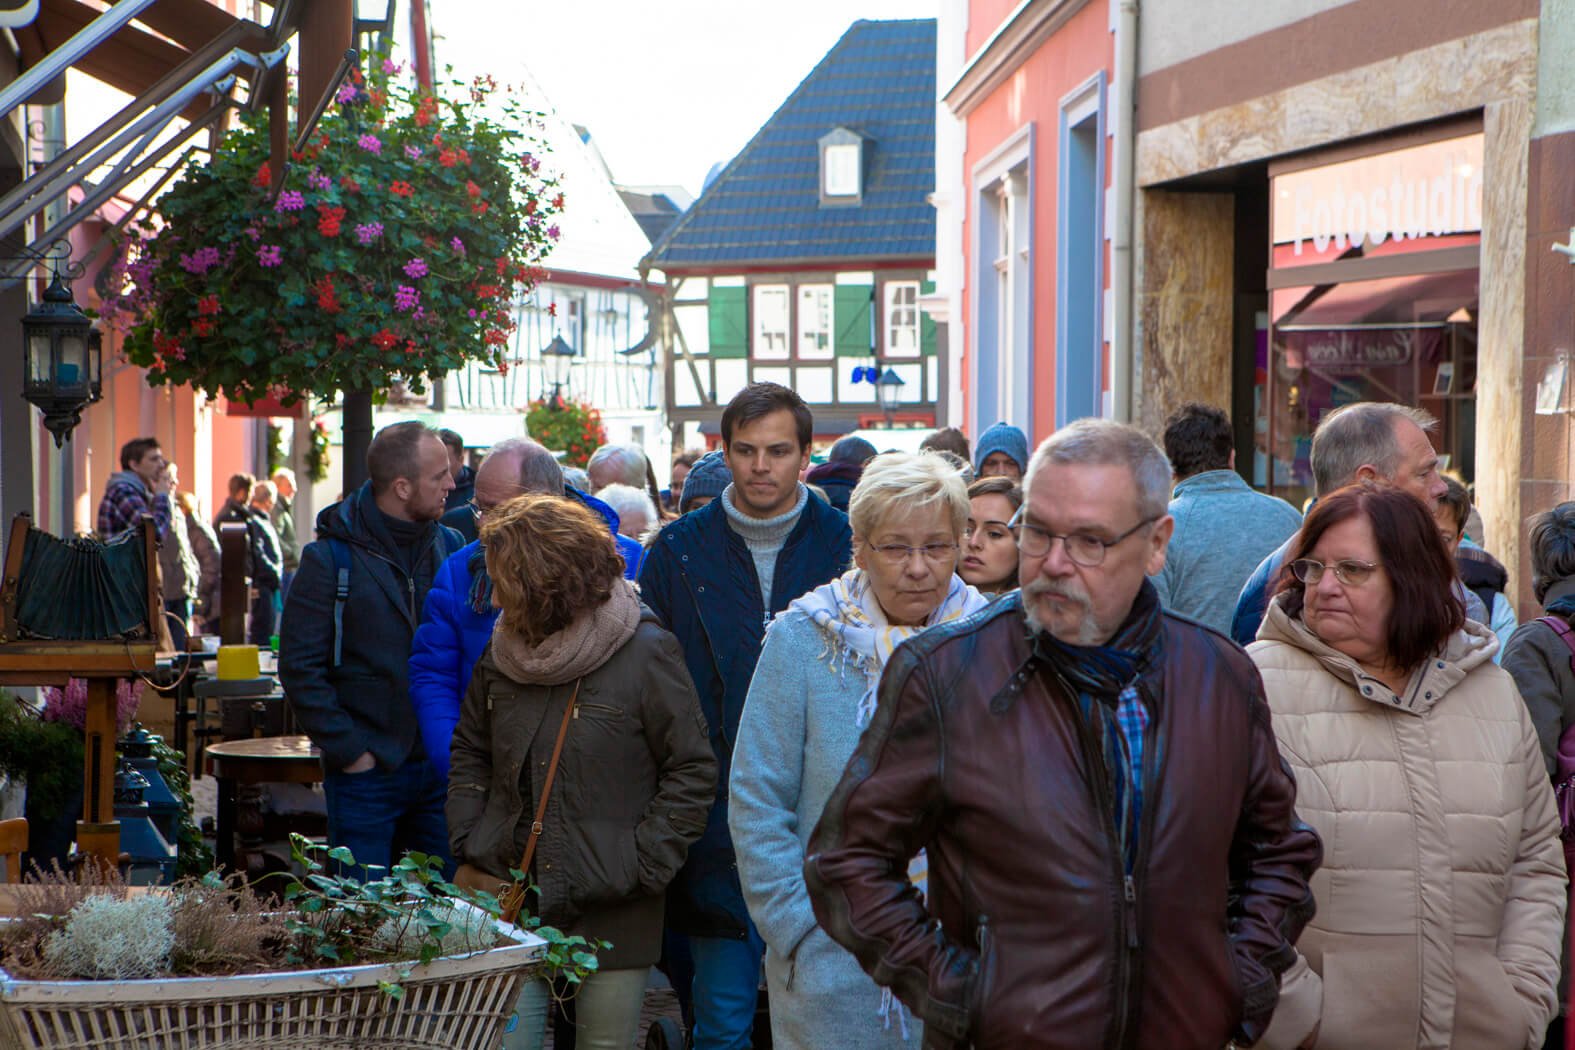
[480,493,626,644]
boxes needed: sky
[428,0,938,197]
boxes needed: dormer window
[819,127,866,205]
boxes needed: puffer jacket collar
[1259,594,1499,715]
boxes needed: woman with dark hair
[959,475,1021,595]
[1251,482,1565,1050]
[448,493,716,1050]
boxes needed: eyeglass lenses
[1016,529,1106,566]
[877,544,957,565]
[1291,559,1373,585]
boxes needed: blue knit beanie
[973,422,1030,476]
[828,436,878,465]
[680,449,733,512]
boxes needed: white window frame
[884,281,921,358]
[798,284,834,360]
[823,143,861,197]
[970,123,1034,434]
[752,284,790,360]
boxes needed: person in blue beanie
[974,421,1029,480]
[679,448,732,514]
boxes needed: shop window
[1263,268,1478,509]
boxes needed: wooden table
[204,735,322,872]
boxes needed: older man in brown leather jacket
[806,419,1322,1050]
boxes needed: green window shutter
[709,286,747,358]
[920,280,937,356]
[834,285,873,357]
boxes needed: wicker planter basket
[0,905,545,1050]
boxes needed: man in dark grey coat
[280,421,463,878]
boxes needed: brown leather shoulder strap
[500,678,580,925]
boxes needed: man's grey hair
[1023,418,1172,520]
[271,467,295,485]
[250,480,276,504]
[482,437,563,495]
[1310,402,1436,497]
[586,444,648,489]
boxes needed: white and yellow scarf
[788,567,990,728]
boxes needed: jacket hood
[567,485,622,535]
[1258,593,1500,713]
[106,469,149,495]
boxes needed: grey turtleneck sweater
[721,482,808,614]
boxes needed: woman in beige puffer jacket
[1250,483,1566,1050]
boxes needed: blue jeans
[321,757,451,880]
[163,598,191,652]
[505,968,648,1050]
[689,927,765,1050]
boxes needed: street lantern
[874,366,905,426]
[22,273,101,447]
[541,334,576,409]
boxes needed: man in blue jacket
[408,437,636,779]
[280,421,464,878]
[639,382,851,1050]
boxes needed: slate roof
[644,19,936,273]
[618,188,685,245]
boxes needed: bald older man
[409,438,638,779]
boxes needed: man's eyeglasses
[1007,512,1157,568]
[468,500,489,520]
[1288,558,1382,587]
[867,542,959,566]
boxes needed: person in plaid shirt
[96,436,172,542]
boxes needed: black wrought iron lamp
[22,272,101,447]
[874,366,905,427]
[542,333,576,410]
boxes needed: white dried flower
[44,894,175,979]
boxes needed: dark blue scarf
[1034,579,1164,703]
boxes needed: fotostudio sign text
[1273,134,1484,259]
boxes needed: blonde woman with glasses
[728,452,989,1050]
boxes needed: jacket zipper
[1049,666,1137,1050]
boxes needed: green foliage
[266,424,285,476]
[305,418,332,483]
[524,397,606,468]
[0,691,83,817]
[280,835,602,997]
[102,53,563,405]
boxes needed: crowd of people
[93,384,1575,1050]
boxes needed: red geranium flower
[251,162,271,188]
[317,205,346,238]
[371,329,398,351]
[389,181,414,197]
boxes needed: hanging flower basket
[99,53,564,406]
[0,900,545,1050]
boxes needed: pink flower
[178,246,221,273]
[450,237,466,256]
[405,144,422,160]
[307,169,331,190]
[41,678,143,733]
[275,190,305,212]
[382,58,403,75]
[354,222,383,245]
[403,257,428,279]
[257,244,282,267]
[357,133,382,155]
[395,285,420,312]
[547,225,560,241]
[335,82,359,104]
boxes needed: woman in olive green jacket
[447,493,716,1050]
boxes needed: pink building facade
[937,0,1117,443]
